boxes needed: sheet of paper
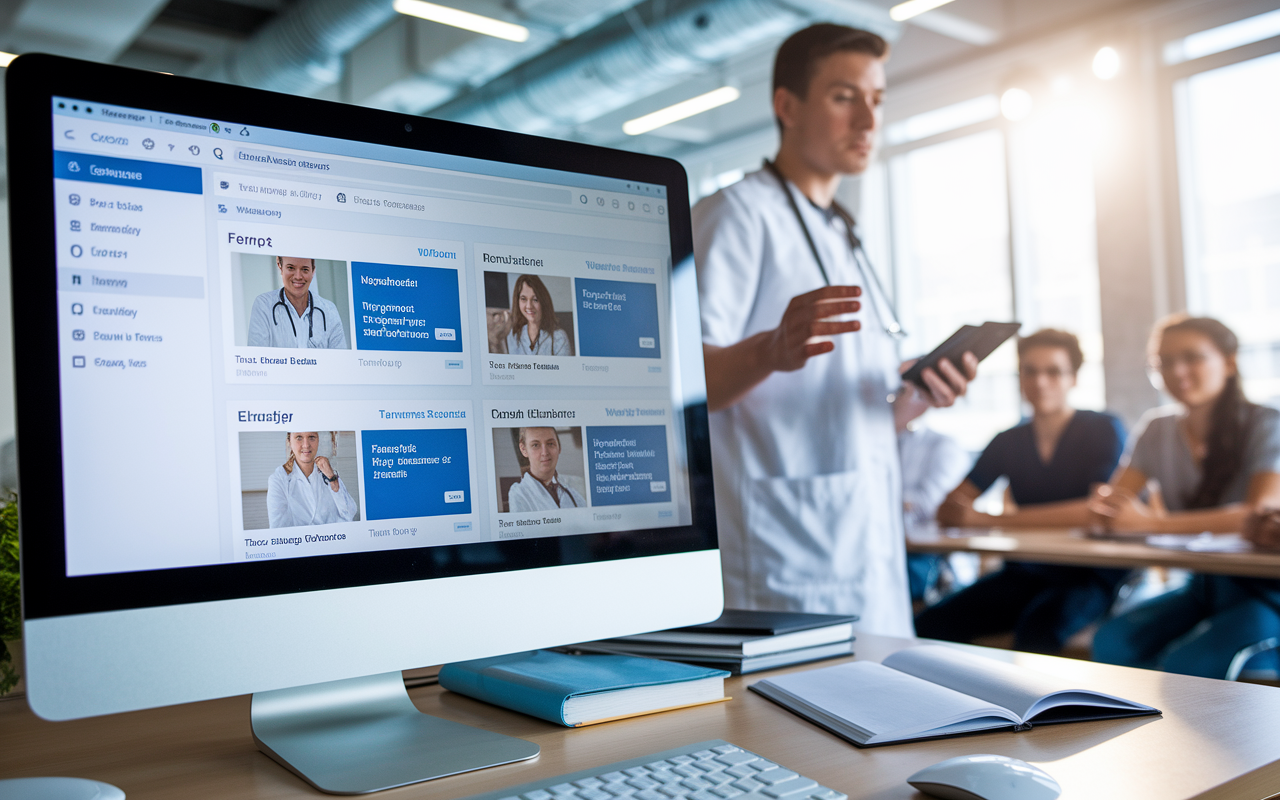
[884,645,1071,720]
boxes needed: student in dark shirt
[914,329,1126,653]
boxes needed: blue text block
[54,151,202,194]
[352,262,463,352]
[362,428,471,519]
[576,278,661,359]
[586,425,671,506]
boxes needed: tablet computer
[901,321,1021,390]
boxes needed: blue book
[438,650,730,727]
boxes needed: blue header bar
[54,151,203,194]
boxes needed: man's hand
[893,353,979,428]
[703,285,862,411]
[766,285,862,372]
[1244,508,1280,551]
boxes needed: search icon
[213,147,224,160]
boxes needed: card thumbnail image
[232,253,352,350]
[484,271,576,356]
[492,425,588,512]
[240,430,361,530]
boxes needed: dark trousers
[1093,574,1280,678]
[914,562,1127,654]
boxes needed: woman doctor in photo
[267,431,358,528]
[507,427,587,511]
[248,256,348,349]
[506,274,573,356]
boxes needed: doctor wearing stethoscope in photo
[248,255,348,349]
[693,24,978,636]
[507,427,588,512]
[267,431,358,528]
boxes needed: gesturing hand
[767,285,861,372]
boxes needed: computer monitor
[7,54,721,794]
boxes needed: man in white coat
[694,24,978,636]
[248,256,348,349]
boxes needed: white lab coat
[507,471,587,512]
[266,464,358,528]
[248,289,348,349]
[693,167,912,636]
[506,326,573,356]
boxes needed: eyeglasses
[1150,350,1212,372]
[1019,366,1070,379]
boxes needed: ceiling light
[1093,46,1120,79]
[623,87,740,136]
[393,0,529,43]
[0,52,17,68]
[889,0,958,22]
[1000,88,1032,121]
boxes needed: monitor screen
[27,90,710,611]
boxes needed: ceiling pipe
[209,0,399,96]
[428,0,900,136]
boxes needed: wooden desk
[907,526,1280,579]
[4,635,1280,800]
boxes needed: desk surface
[907,526,1280,578]
[4,635,1280,800]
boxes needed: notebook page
[884,645,1073,720]
[755,661,1017,741]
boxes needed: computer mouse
[907,754,1061,800]
[0,777,126,800]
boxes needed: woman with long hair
[1091,315,1280,677]
[266,431,358,528]
[506,274,573,356]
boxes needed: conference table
[3,633,1280,800]
[906,525,1280,579]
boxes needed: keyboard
[460,740,847,800]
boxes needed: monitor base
[251,670,540,795]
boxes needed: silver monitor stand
[251,671,539,794]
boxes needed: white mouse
[0,777,126,800]
[907,754,1061,800]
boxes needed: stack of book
[572,609,856,674]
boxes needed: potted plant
[1,494,19,695]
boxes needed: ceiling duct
[429,0,900,136]
[208,0,398,96]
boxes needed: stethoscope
[763,160,907,339]
[541,474,579,508]
[271,287,327,340]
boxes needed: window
[889,129,1019,451]
[1175,51,1280,403]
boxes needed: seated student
[914,329,1126,653]
[898,411,971,602]
[1090,316,1280,678]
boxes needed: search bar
[234,147,572,206]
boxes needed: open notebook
[750,645,1159,746]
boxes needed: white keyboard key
[629,767,656,777]
[762,779,819,798]
[711,788,743,799]
[714,752,758,767]
[626,777,660,791]
[575,779,605,790]
[550,784,578,795]
[732,778,765,793]
[809,792,845,800]
[579,789,613,800]
[601,773,629,783]
[669,756,695,766]
[522,792,553,800]
[635,791,666,800]
[726,766,757,779]
[755,769,798,786]
[692,751,717,761]
[712,745,739,755]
